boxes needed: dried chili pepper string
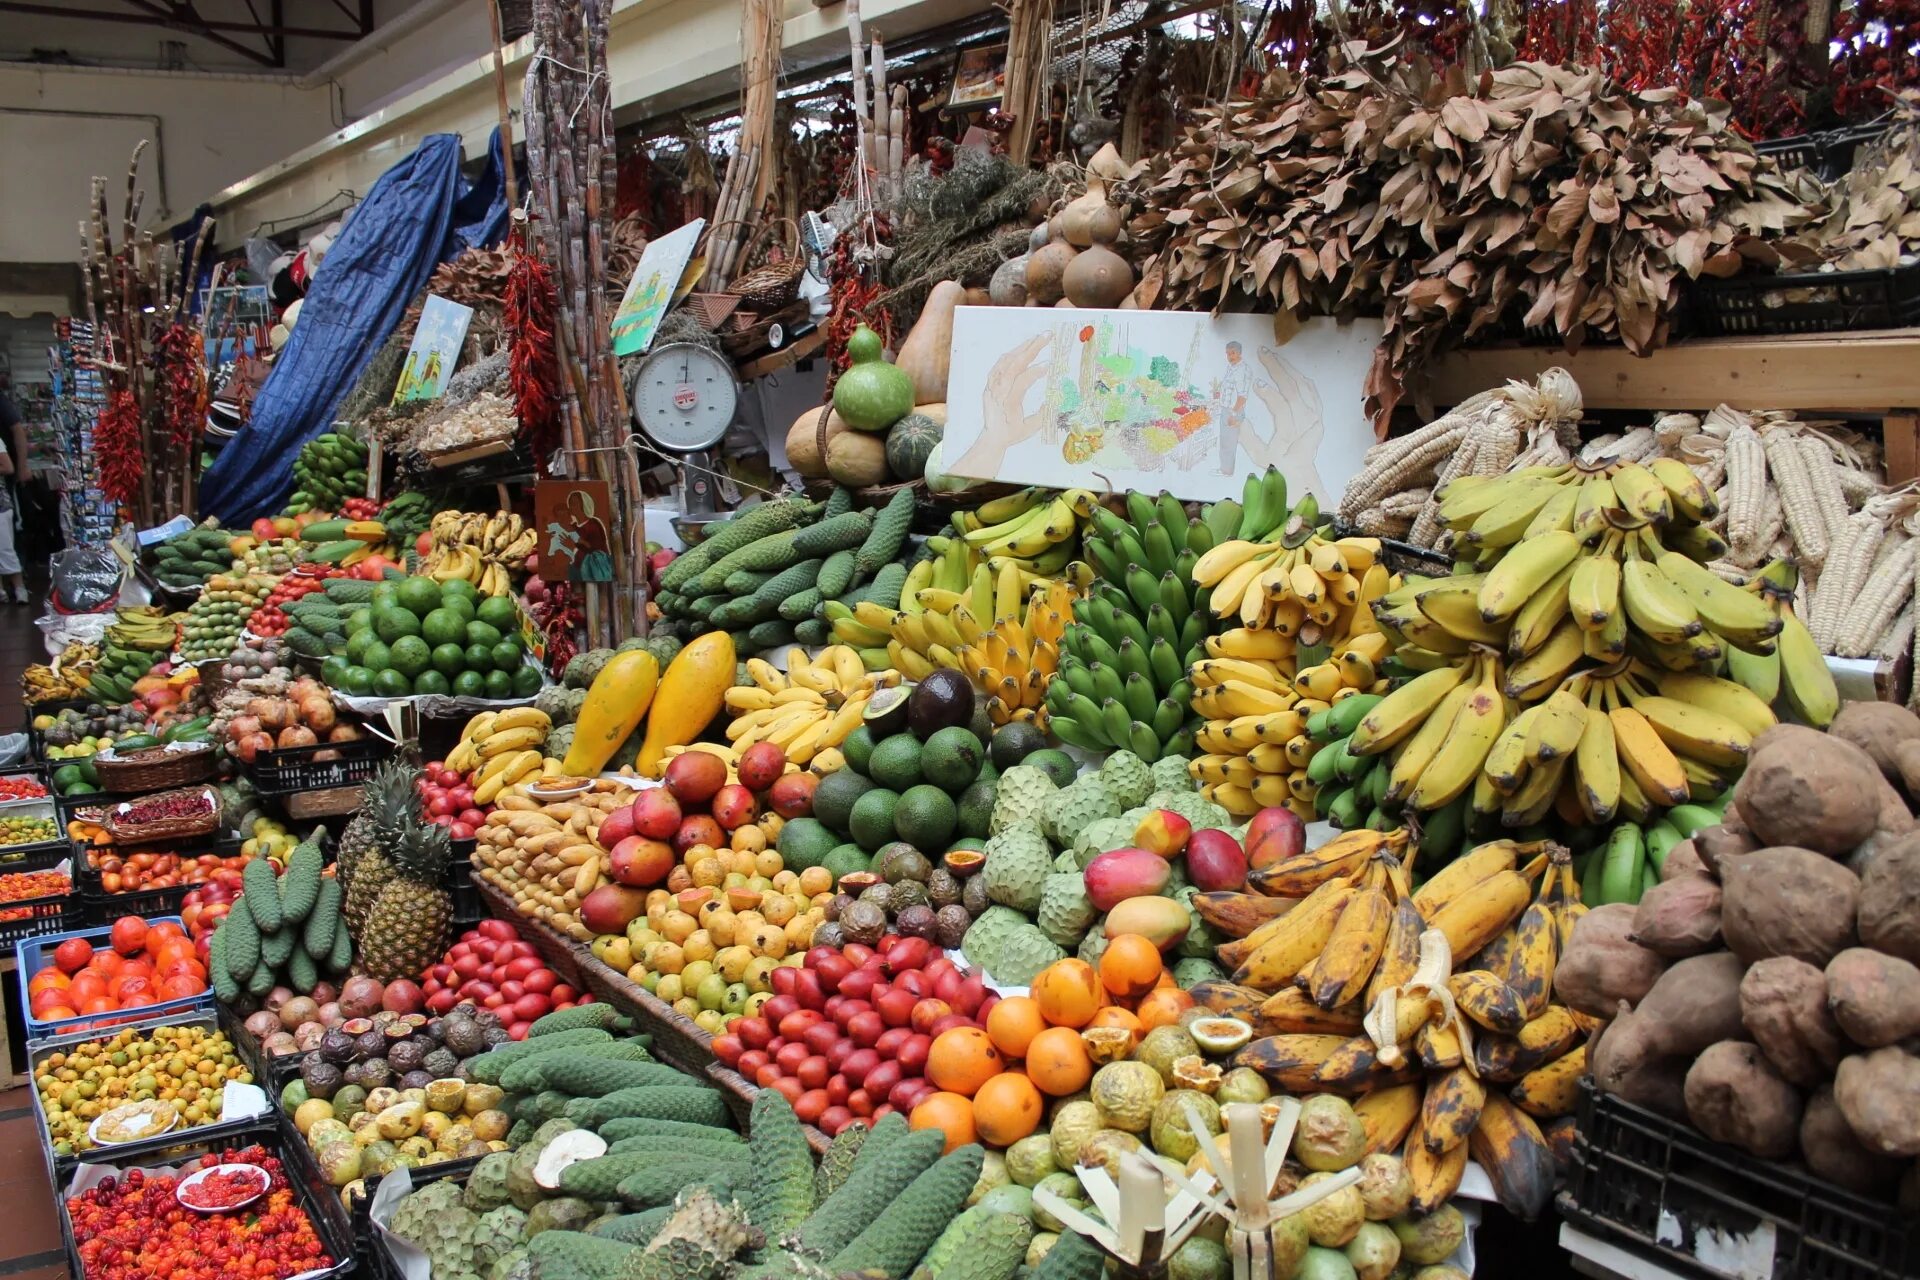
[504,219,561,465]
[95,387,143,510]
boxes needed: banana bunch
[471,745,547,805]
[1043,574,1210,764]
[1720,559,1839,727]
[954,579,1074,729]
[422,511,536,597]
[720,646,893,767]
[107,607,180,654]
[1193,513,1392,642]
[949,486,1098,578]
[447,707,553,774]
[1580,792,1732,907]
[1227,836,1578,1221]
[23,641,100,703]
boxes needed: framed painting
[535,480,616,583]
[946,44,1007,113]
[612,218,705,357]
[392,295,474,404]
[941,308,1382,503]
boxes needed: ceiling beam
[120,0,277,66]
[0,1,369,40]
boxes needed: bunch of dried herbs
[1774,91,1920,274]
[1124,44,1820,421]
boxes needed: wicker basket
[104,786,221,843]
[576,955,716,1077]
[723,218,806,309]
[282,786,364,820]
[92,745,217,794]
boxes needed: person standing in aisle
[0,389,31,605]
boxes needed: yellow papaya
[562,650,660,777]
[636,632,737,777]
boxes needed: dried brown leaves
[1782,93,1920,274]
[1124,48,1820,423]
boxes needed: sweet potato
[1834,1047,1920,1157]
[1684,1040,1802,1159]
[1591,952,1748,1107]
[1719,847,1858,967]
[1800,1085,1907,1195]
[1738,956,1845,1087]
[1895,738,1920,802]
[1554,903,1667,1018]
[1873,771,1916,838]
[1826,947,1920,1048]
[1829,701,1920,787]
[1693,824,1755,876]
[1631,876,1724,957]
[1732,728,1882,856]
[1588,1005,1690,1120]
[1858,831,1920,965]
[1661,838,1707,883]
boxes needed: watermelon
[885,410,944,481]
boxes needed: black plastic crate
[75,832,245,927]
[1561,1080,1920,1280]
[242,736,393,797]
[58,1117,354,1280]
[1691,260,1920,337]
[1756,122,1891,180]
[342,1150,485,1280]
[0,861,78,947]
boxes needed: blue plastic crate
[15,914,210,1043]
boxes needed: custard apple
[1099,750,1154,810]
[474,1206,529,1269]
[991,766,1058,836]
[1074,817,1132,866]
[963,905,1030,972]
[1077,927,1109,968]
[982,823,1052,913]
[991,922,1069,985]
[1042,778,1123,846]
[1150,754,1194,793]
[1037,872,1097,948]
[1172,957,1226,988]
[1052,849,1079,873]
[465,1151,515,1211]
[1172,886,1218,959]
[489,1248,530,1280]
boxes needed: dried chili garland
[151,322,205,451]
[95,388,143,509]
[503,220,560,463]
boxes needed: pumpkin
[826,429,890,488]
[885,406,945,481]
[894,281,964,405]
[636,633,735,778]
[831,325,915,431]
[563,650,659,777]
[785,405,849,478]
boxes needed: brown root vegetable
[1732,728,1882,855]
[1591,953,1748,1106]
[1859,832,1920,964]
[1660,838,1706,882]
[1684,1041,1802,1159]
[1800,1085,1907,1194]
[1693,824,1756,876]
[1631,876,1724,957]
[1826,947,1920,1048]
[1588,1007,1690,1119]
[1719,847,1858,967]
[1874,771,1917,838]
[1834,1047,1920,1157]
[1895,738,1920,802]
[1738,956,1846,1087]
[1829,701,1920,786]
[1554,903,1667,1018]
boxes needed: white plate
[176,1162,270,1212]
[525,779,593,800]
[88,1100,178,1146]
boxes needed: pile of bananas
[1581,794,1732,907]
[953,580,1073,730]
[719,646,893,769]
[445,707,552,783]
[23,642,100,704]
[1221,831,1584,1222]
[422,511,537,597]
[945,486,1100,591]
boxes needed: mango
[1083,847,1173,911]
[1102,895,1191,949]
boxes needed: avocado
[922,726,984,793]
[812,770,876,835]
[990,722,1047,771]
[1025,748,1078,789]
[908,668,975,740]
[848,787,902,852]
[868,734,925,791]
[863,685,912,737]
[894,785,957,852]
[841,725,877,775]
[956,778,997,839]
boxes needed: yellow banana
[1421,1064,1487,1154]
[1406,657,1507,810]
[1350,662,1470,755]
[1426,868,1533,960]
[1566,549,1621,632]
[1607,699,1691,806]
[1511,1043,1588,1119]
[1503,616,1586,701]
[1477,530,1582,622]
[1522,689,1586,765]
[1384,677,1477,806]
[1653,671,1777,740]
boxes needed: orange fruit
[1024,1025,1093,1096]
[1032,959,1101,1029]
[926,1026,1004,1096]
[1099,934,1164,1000]
[67,972,107,1004]
[971,1072,1044,1147]
[1136,987,1195,1030]
[28,970,70,995]
[910,1091,979,1153]
[37,1005,77,1023]
[986,996,1046,1059]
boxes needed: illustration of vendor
[545,489,614,582]
[1217,341,1253,474]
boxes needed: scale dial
[630,342,738,452]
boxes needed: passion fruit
[944,848,986,878]
[1135,1025,1200,1086]
[1189,1016,1253,1056]
[1148,1088,1221,1162]
[1216,1066,1272,1106]
[1031,1171,1086,1233]
[1004,1133,1058,1187]
[1075,1127,1143,1178]
[1299,1171,1367,1247]
[1170,1055,1223,1095]
[1292,1094,1366,1172]
[1049,1099,1104,1168]
[1356,1152,1413,1221]
[1090,1060,1164,1133]
[1080,1026,1134,1065]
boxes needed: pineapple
[342,759,416,937]
[359,802,455,983]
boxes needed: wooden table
[1427,328,1920,482]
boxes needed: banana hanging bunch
[718,646,894,768]
[948,486,1099,595]
[953,579,1074,729]
[1226,835,1579,1222]
[24,641,100,703]
[446,707,553,790]
[422,511,539,598]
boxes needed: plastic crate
[0,764,53,809]
[1756,122,1890,180]
[59,1118,354,1280]
[1690,260,1920,337]
[1561,1080,1920,1280]
[241,735,393,796]
[75,832,244,927]
[0,859,78,948]
[15,914,211,1042]
[0,797,76,870]
[342,1152,485,1280]
[27,1009,268,1177]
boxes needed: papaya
[635,633,736,778]
[561,651,661,777]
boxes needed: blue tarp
[199,129,511,524]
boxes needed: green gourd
[831,326,915,432]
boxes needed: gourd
[894,281,964,405]
[921,440,974,495]
[562,650,660,777]
[1063,242,1134,308]
[786,406,850,478]
[989,256,1030,307]
[635,633,736,777]
[1026,238,1077,306]
[830,325,915,432]
[885,405,946,481]
[826,430,890,488]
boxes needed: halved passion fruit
[943,848,986,878]
[1080,1026,1135,1065]
[835,871,884,896]
[1170,1053,1224,1094]
[1189,1016,1253,1055]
